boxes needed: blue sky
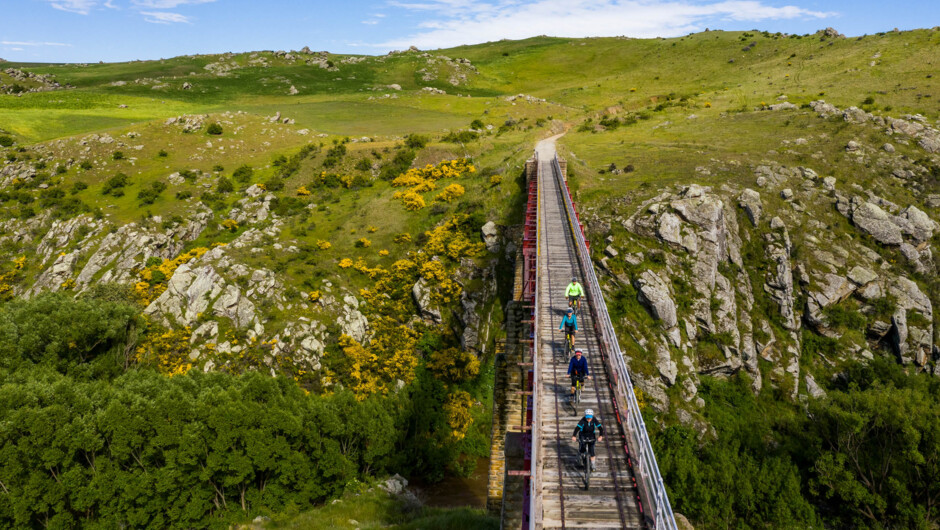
[2,0,938,63]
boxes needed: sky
[1,0,938,63]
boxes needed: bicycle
[572,375,583,405]
[563,329,575,358]
[579,438,592,489]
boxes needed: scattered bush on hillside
[101,172,129,196]
[355,158,372,171]
[212,164,224,172]
[355,238,371,248]
[378,148,416,181]
[0,135,14,147]
[157,149,168,158]
[216,176,234,194]
[322,142,347,169]
[436,183,465,202]
[404,134,429,149]
[175,191,192,200]
[70,181,88,195]
[441,130,479,143]
[206,122,223,135]
[112,151,124,160]
[470,119,484,129]
[232,164,253,183]
[264,176,285,191]
[79,160,93,170]
[137,181,167,205]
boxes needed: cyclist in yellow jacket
[565,276,585,310]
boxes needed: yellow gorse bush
[436,183,465,203]
[0,255,27,300]
[296,186,311,196]
[316,240,332,250]
[444,390,474,440]
[390,159,474,211]
[135,324,193,376]
[338,258,353,268]
[221,219,238,232]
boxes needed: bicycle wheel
[575,382,581,404]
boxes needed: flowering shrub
[296,186,311,196]
[221,219,238,232]
[338,258,353,268]
[0,255,26,300]
[336,327,417,398]
[390,159,475,211]
[316,240,332,250]
[704,102,712,108]
[427,347,480,383]
[444,390,474,440]
[393,233,412,244]
[355,238,371,248]
[394,189,426,211]
[379,250,389,256]
[60,278,76,290]
[489,174,503,186]
[368,226,378,233]
[308,290,321,302]
[135,323,193,376]
[436,183,465,203]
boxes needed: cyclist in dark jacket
[571,409,604,470]
[567,348,590,398]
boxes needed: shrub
[489,174,503,186]
[355,238,371,248]
[216,177,234,194]
[405,134,429,149]
[232,165,253,183]
[157,149,168,158]
[316,240,332,250]
[378,149,416,181]
[112,151,124,160]
[436,183,465,202]
[470,119,484,129]
[79,160,93,170]
[137,182,166,205]
[321,143,347,168]
[441,130,479,143]
[355,158,372,171]
[0,135,14,147]
[263,176,285,191]
[338,258,353,268]
[206,123,223,135]
[212,164,224,172]
[101,173,129,196]
[175,191,192,200]
[394,233,411,244]
[221,219,238,232]
[70,181,88,195]
[55,164,67,175]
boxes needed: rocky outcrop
[634,270,677,328]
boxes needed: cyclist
[558,307,577,348]
[567,348,590,400]
[571,408,604,471]
[566,276,585,309]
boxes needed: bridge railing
[528,149,543,530]
[551,155,678,530]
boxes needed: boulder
[481,221,500,253]
[412,278,442,324]
[634,270,678,328]
[852,202,903,244]
[738,188,762,226]
[847,266,878,286]
[656,212,682,245]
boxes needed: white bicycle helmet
[584,409,594,418]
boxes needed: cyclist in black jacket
[571,408,604,471]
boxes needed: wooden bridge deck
[534,155,644,529]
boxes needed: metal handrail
[550,155,678,530]
[528,150,542,530]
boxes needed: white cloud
[1,41,73,46]
[131,0,216,7]
[140,10,191,23]
[42,0,98,14]
[363,19,380,25]
[8,47,25,51]
[378,0,834,49]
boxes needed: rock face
[634,270,677,328]
[481,221,500,253]
[852,201,903,244]
[412,278,442,324]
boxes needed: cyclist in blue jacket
[567,348,590,399]
[559,307,577,347]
